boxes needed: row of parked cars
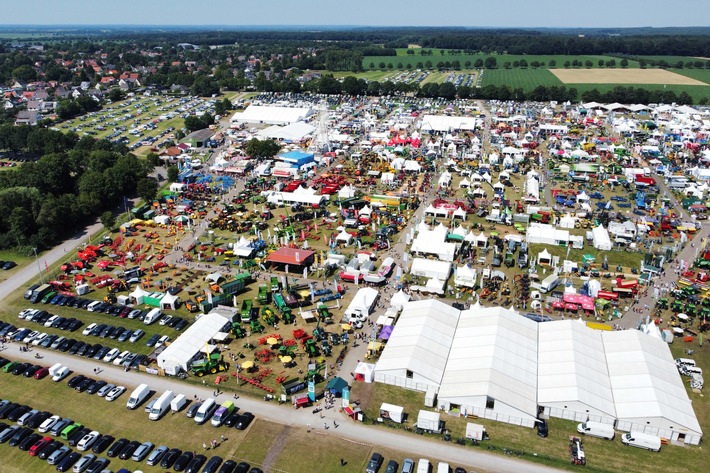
[366,453,469,473]
[0,395,260,473]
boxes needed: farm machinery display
[191,351,228,377]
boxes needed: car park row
[0,372,261,473]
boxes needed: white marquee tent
[157,311,231,375]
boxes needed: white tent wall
[410,258,451,280]
[592,225,613,251]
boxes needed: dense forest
[0,128,153,252]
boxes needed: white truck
[540,273,560,293]
[149,390,175,421]
[170,394,187,413]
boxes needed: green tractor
[191,352,228,377]
[313,326,327,341]
[278,345,296,357]
[262,307,278,326]
[304,339,318,358]
[250,319,265,334]
[304,362,325,382]
[281,308,294,324]
[258,285,270,304]
[231,323,246,339]
[317,305,332,324]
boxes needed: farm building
[157,309,233,376]
[231,105,313,126]
[265,247,315,268]
[374,300,702,444]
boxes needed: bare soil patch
[551,68,707,85]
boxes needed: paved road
[0,219,104,302]
[617,174,708,329]
[5,345,563,473]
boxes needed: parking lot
[58,95,218,155]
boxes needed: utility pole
[33,247,44,284]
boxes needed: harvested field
[551,68,708,85]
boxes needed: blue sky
[7,0,709,27]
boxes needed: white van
[577,421,615,440]
[417,459,431,473]
[437,462,450,473]
[170,394,187,413]
[127,384,150,410]
[194,397,217,425]
[144,308,162,325]
[149,390,175,421]
[621,432,662,451]
[52,366,70,382]
[676,358,696,369]
[87,301,102,312]
[48,363,63,378]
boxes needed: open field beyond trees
[551,68,708,85]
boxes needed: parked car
[91,434,114,454]
[55,451,81,472]
[105,386,126,402]
[72,453,96,472]
[131,441,154,461]
[235,412,254,430]
[106,438,129,458]
[173,451,195,472]
[77,430,101,451]
[97,383,116,398]
[47,444,71,464]
[85,457,110,473]
[185,454,207,473]
[366,452,383,473]
[38,439,63,459]
[146,444,169,465]
[160,448,183,468]
[118,440,141,460]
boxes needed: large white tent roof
[603,330,702,434]
[375,299,458,387]
[231,105,313,125]
[420,115,479,132]
[375,300,702,440]
[158,312,231,374]
[257,121,315,141]
[538,320,616,419]
[439,307,539,419]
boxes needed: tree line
[0,127,153,252]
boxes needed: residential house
[15,110,42,126]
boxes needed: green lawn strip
[668,68,710,85]
[481,69,563,89]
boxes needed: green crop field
[571,83,710,103]
[481,68,563,89]
[364,49,639,70]
[671,68,710,85]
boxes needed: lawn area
[571,83,710,103]
[0,249,31,285]
[481,69,563,90]
[635,55,710,65]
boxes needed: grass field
[670,68,710,85]
[365,49,640,70]
[481,69,563,90]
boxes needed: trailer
[240,300,253,322]
[257,285,270,304]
